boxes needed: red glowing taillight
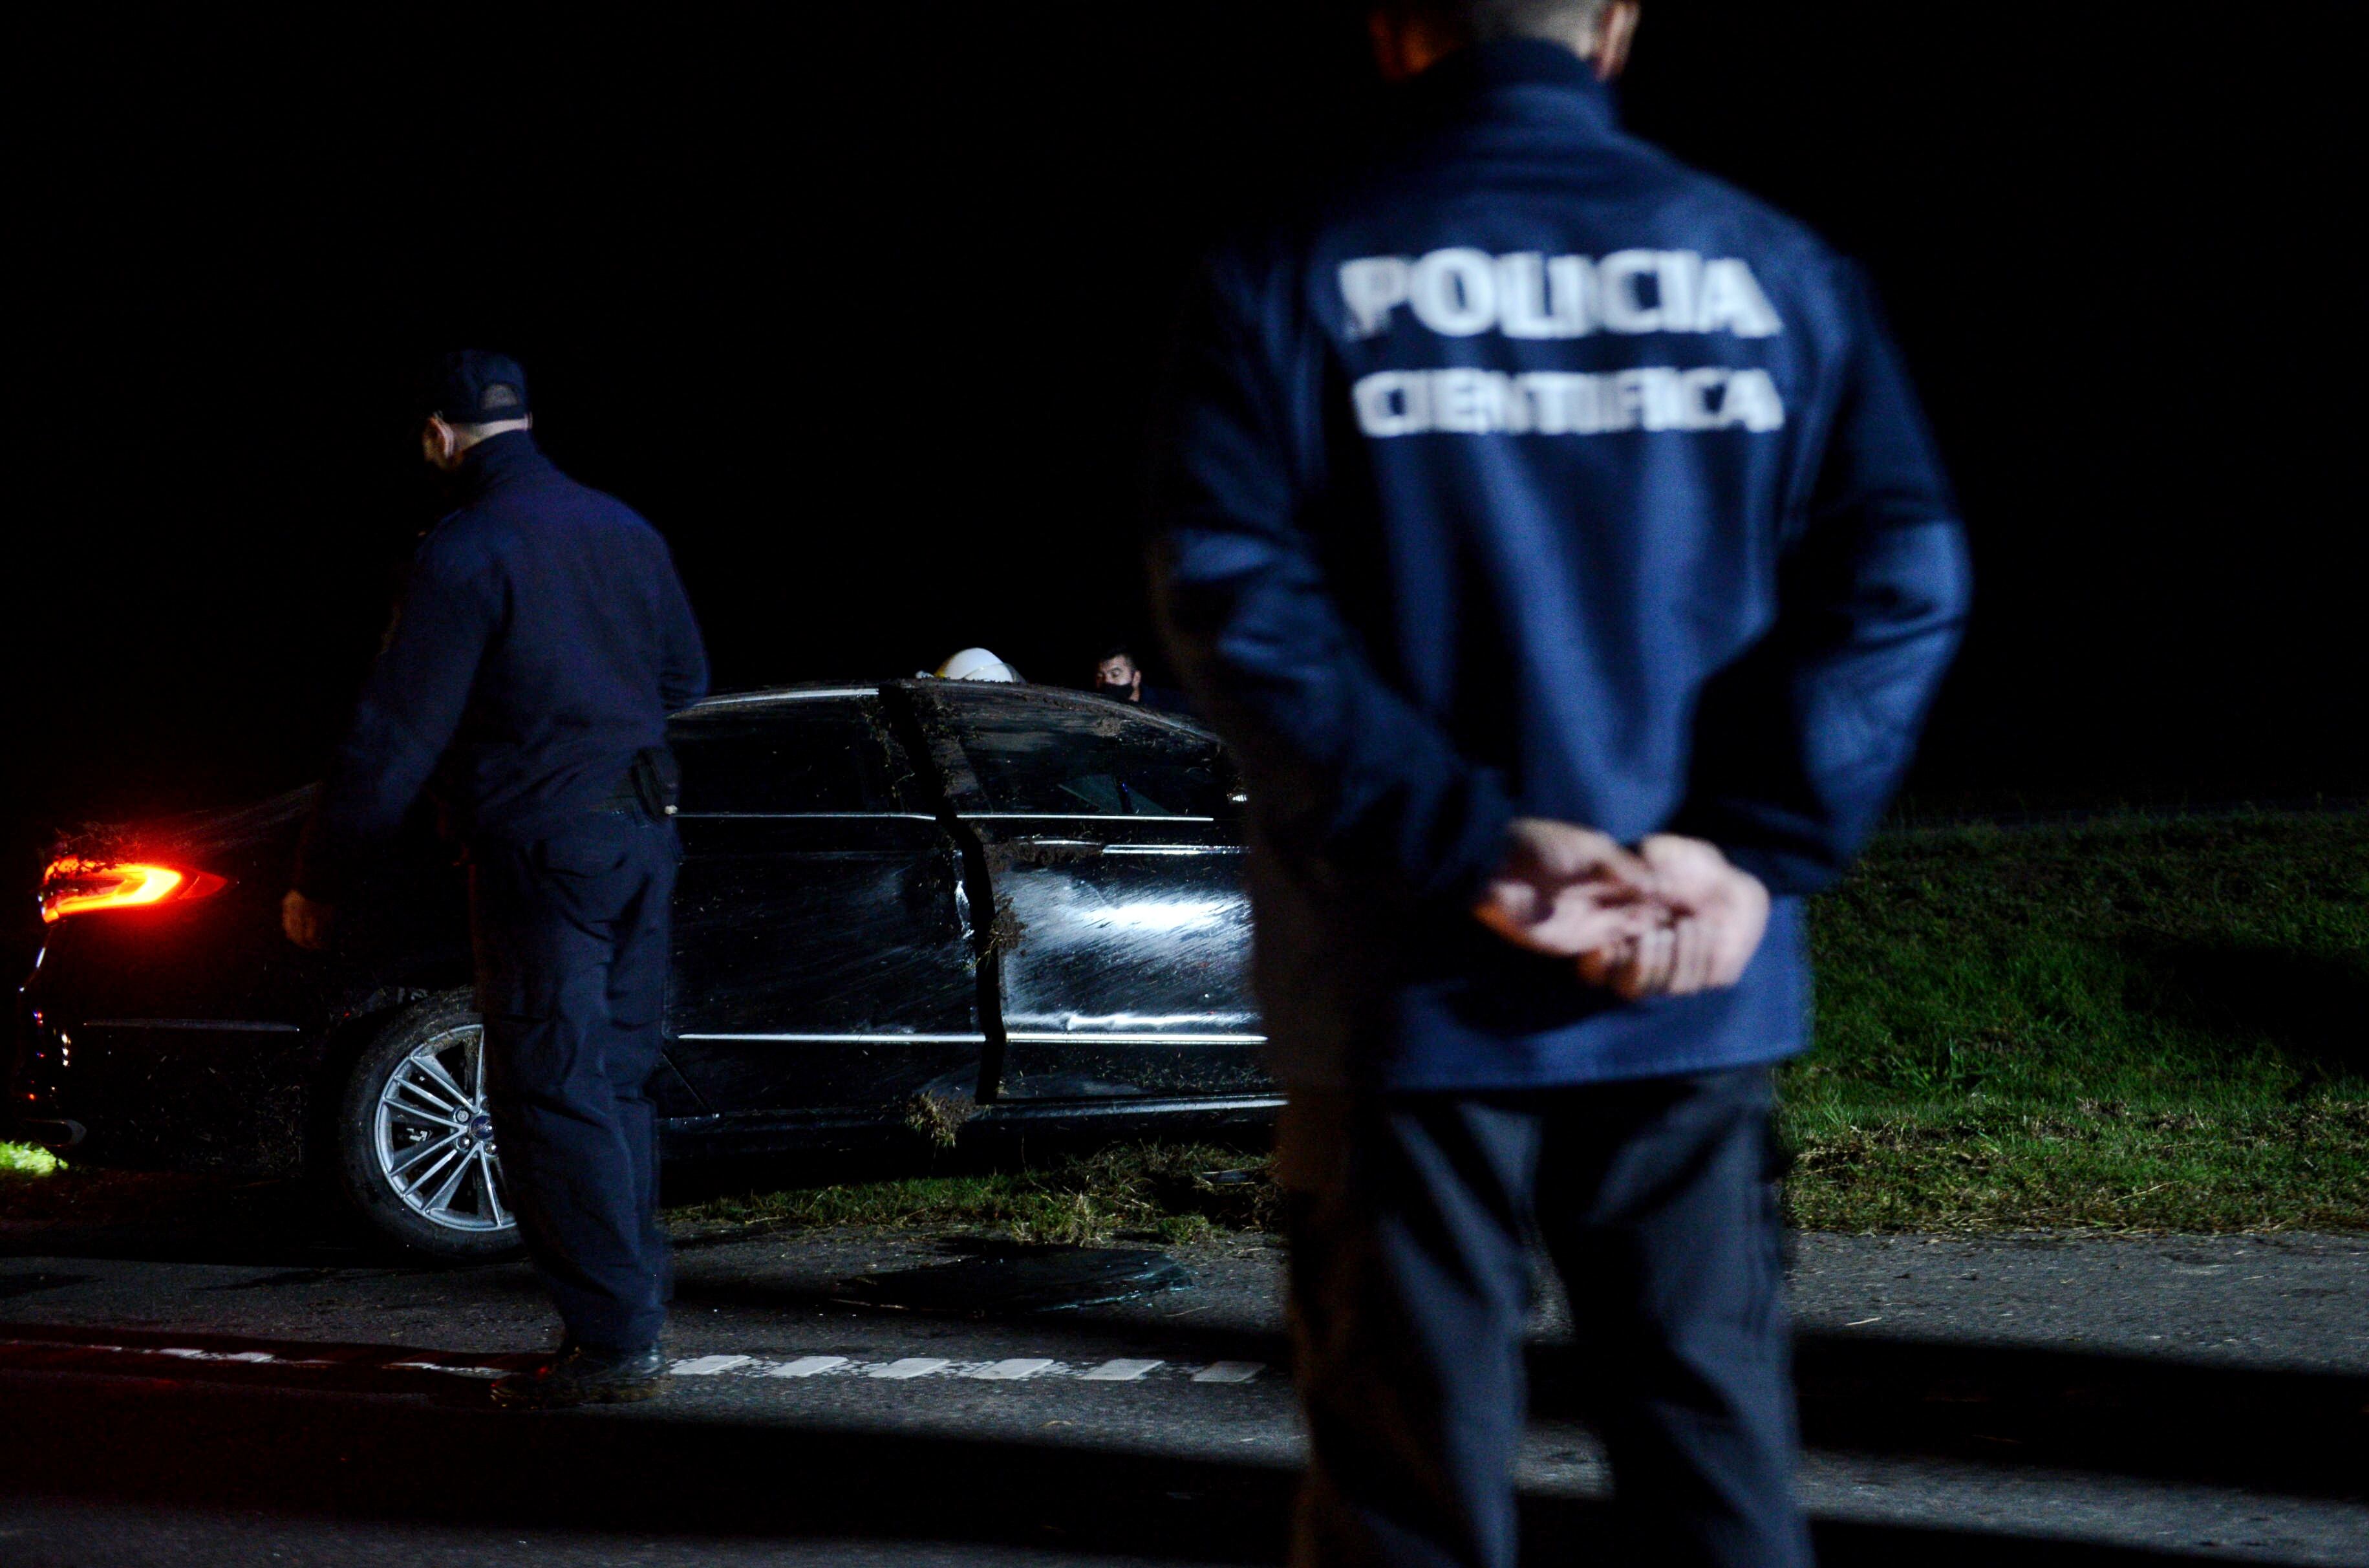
[40,857,228,923]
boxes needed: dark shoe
[491,1342,668,1409]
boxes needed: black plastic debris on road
[834,1240,1191,1315]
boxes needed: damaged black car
[10,681,1276,1257]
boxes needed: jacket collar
[449,428,551,504]
[1402,37,1621,135]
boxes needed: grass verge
[665,1142,1277,1249]
[1,1141,63,1177]
[1783,811,2368,1232]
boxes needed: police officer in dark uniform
[284,350,708,1408]
[1153,3,1971,1562]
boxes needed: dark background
[8,3,2362,871]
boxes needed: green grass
[665,1141,1277,1248]
[1782,811,2369,1232]
[1,1142,63,1177]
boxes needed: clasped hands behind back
[1472,817,1772,1000]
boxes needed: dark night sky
[7,3,2363,868]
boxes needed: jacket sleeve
[654,540,709,714]
[292,537,501,902]
[1151,255,1517,910]
[1675,261,1973,896]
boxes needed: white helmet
[929,647,1023,683]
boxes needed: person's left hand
[1472,817,1660,960]
[281,888,335,951]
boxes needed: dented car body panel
[10,682,1278,1176]
[902,683,1263,1102]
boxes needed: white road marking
[764,1355,852,1378]
[0,1335,1269,1392]
[387,1360,504,1379]
[1080,1359,1164,1382]
[868,1357,953,1379]
[965,1358,1058,1380]
[1192,1361,1264,1384]
[654,1354,1265,1386]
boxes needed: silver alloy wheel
[373,1024,513,1234]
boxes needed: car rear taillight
[40,857,228,923]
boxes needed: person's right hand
[281,888,335,952]
[1578,834,1769,1001]
[1472,818,1658,961]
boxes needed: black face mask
[1095,680,1136,701]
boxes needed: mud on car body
[10,681,1276,1257]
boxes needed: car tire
[332,994,525,1261]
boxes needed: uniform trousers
[1278,1065,1810,1568]
[469,809,678,1352]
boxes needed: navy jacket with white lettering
[295,433,709,902]
[1152,41,1970,1091]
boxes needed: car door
[664,689,983,1121]
[899,682,1265,1102]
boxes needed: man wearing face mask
[283,350,709,1409]
[1091,643,1192,714]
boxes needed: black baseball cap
[424,349,531,425]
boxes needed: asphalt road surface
[1,1187,2363,1566]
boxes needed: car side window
[939,689,1236,817]
[669,699,893,815]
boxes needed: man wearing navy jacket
[285,351,708,1408]
[1152,3,1969,1562]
